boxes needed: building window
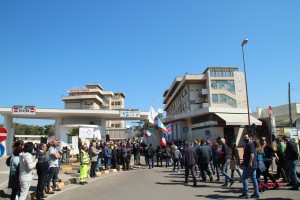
[211,80,235,94]
[111,101,121,106]
[212,94,219,103]
[212,94,237,108]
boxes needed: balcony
[198,89,209,96]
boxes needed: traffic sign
[0,143,5,158]
[0,127,8,142]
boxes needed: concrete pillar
[3,114,13,156]
[55,118,62,141]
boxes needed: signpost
[119,109,140,118]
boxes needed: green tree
[68,127,79,136]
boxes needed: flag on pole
[161,137,167,147]
[144,129,153,138]
[165,123,172,135]
[157,117,168,132]
[148,106,158,124]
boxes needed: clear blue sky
[0,0,299,125]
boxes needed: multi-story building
[162,67,262,145]
[61,83,126,138]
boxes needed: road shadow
[196,194,240,199]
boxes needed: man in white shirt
[46,140,62,194]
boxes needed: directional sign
[120,110,140,118]
[0,144,5,158]
[0,127,8,142]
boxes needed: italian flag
[144,129,152,138]
[161,137,167,147]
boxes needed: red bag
[218,151,226,165]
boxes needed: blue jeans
[105,157,111,170]
[231,166,242,179]
[96,158,102,172]
[286,159,299,189]
[221,159,233,183]
[242,166,259,197]
[165,157,170,167]
[148,156,154,169]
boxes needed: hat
[284,132,291,138]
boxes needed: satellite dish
[158,108,163,114]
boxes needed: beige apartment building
[62,84,126,128]
[162,67,262,145]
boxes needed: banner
[79,127,94,139]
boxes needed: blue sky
[0,0,299,125]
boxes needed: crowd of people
[6,132,299,200]
[7,140,64,200]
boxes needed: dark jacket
[184,146,198,166]
[147,146,155,156]
[222,144,230,160]
[285,140,299,160]
[196,145,212,164]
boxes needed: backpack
[218,151,226,165]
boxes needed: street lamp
[241,39,251,129]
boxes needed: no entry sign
[0,127,8,142]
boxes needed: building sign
[12,105,36,115]
[191,121,218,128]
[119,109,140,118]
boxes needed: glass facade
[212,94,237,108]
[211,80,235,94]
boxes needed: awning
[215,113,262,126]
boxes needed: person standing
[89,142,99,178]
[184,143,198,186]
[79,145,90,185]
[95,142,104,172]
[19,142,37,200]
[171,146,182,172]
[238,134,259,199]
[155,146,163,167]
[284,132,299,190]
[147,144,155,169]
[104,143,112,170]
[35,143,49,200]
[46,140,62,194]
[9,141,23,200]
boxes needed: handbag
[229,160,237,170]
[258,160,266,172]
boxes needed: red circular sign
[0,127,8,142]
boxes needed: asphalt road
[45,166,299,200]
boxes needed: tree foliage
[13,123,55,136]
[68,127,79,136]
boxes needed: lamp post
[241,39,251,130]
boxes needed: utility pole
[288,82,293,127]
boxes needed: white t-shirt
[49,146,59,168]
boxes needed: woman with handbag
[253,140,267,192]
[230,143,242,181]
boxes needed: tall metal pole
[288,82,293,127]
[241,39,251,129]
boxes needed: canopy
[215,113,262,126]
